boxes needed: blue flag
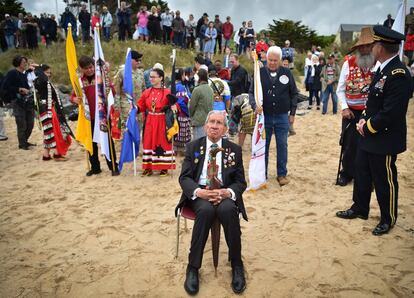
[119,106,140,171]
[119,48,140,172]
[123,48,134,103]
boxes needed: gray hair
[204,110,228,127]
[266,46,282,59]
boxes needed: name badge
[279,75,289,84]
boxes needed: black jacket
[360,56,412,155]
[176,137,248,221]
[1,69,29,103]
[312,64,322,91]
[249,66,298,116]
[78,11,91,29]
[228,65,248,97]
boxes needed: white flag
[93,25,115,161]
[391,0,406,60]
[248,52,267,190]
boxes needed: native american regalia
[137,87,176,170]
[35,75,72,155]
[344,55,373,110]
[233,93,256,135]
[174,82,191,152]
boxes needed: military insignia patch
[391,68,406,75]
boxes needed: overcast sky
[20,0,411,35]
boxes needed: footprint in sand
[27,171,48,178]
[246,206,256,213]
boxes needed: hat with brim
[350,27,374,52]
[130,50,143,61]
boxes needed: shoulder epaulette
[391,68,406,75]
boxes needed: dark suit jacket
[176,137,248,221]
[361,56,413,155]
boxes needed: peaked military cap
[372,25,405,44]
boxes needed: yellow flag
[66,24,93,154]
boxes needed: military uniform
[338,25,413,235]
[113,65,145,129]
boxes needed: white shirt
[160,12,173,27]
[199,138,223,186]
[380,54,398,72]
[192,138,236,201]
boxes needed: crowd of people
[0,2,290,63]
[0,4,413,294]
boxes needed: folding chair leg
[175,212,181,259]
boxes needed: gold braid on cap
[373,34,394,43]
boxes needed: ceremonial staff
[336,123,350,185]
[168,49,178,178]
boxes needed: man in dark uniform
[336,25,413,236]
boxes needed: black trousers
[214,34,222,53]
[118,24,130,41]
[351,148,398,226]
[188,197,242,269]
[13,102,34,147]
[162,26,171,44]
[340,109,362,179]
[89,120,118,173]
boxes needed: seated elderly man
[175,110,248,295]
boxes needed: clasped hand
[356,119,366,136]
[197,188,231,205]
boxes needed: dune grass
[0,39,255,87]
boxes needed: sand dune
[0,101,413,297]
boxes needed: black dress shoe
[27,142,37,146]
[184,266,199,295]
[86,169,102,176]
[336,175,352,186]
[336,209,368,220]
[231,266,246,294]
[111,170,120,176]
[372,223,392,236]
[18,145,29,150]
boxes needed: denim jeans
[173,32,184,48]
[5,35,15,49]
[103,27,111,40]
[265,113,289,177]
[322,85,338,114]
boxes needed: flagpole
[96,23,117,172]
[133,142,136,176]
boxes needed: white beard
[356,51,375,70]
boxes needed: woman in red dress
[137,68,178,176]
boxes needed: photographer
[1,55,35,150]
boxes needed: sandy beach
[0,101,413,297]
